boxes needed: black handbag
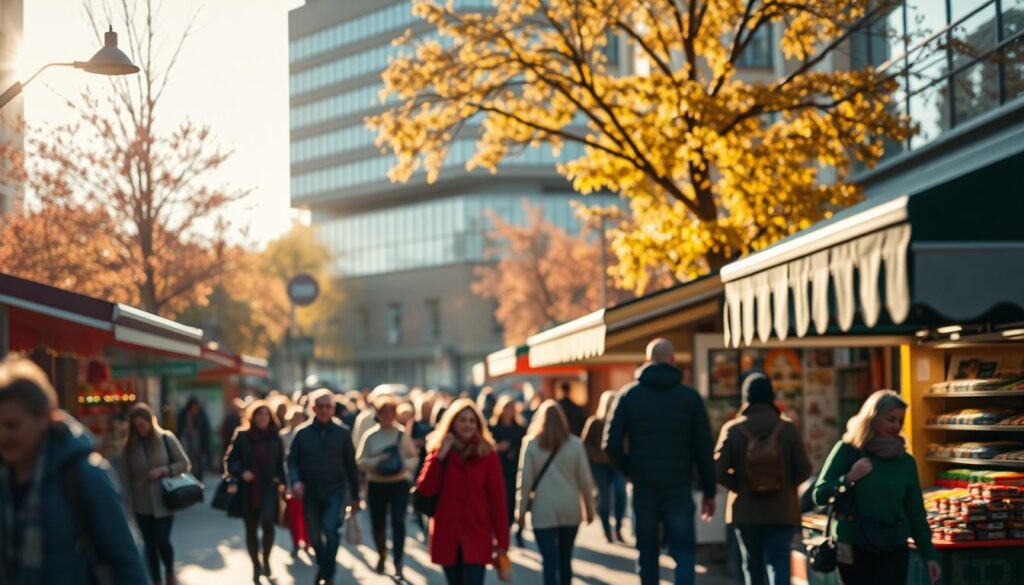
[211,477,241,517]
[806,506,837,573]
[411,456,446,517]
[159,435,204,511]
[377,432,404,476]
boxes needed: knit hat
[742,373,775,405]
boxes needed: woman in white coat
[516,400,595,585]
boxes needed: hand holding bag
[806,506,837,573]
[376,432,405,476]
[159,435,204,511]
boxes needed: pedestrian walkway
[171,488,736,584]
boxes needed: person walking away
[813,391,941,585]
[124,403,191,585]
[356,395,419,578]
[489,395,527,540]
[582,389,628,543]
[288,389,362,585]
[0,356,149,585]
[280,406,311,556]
[603,338,716,585]
[516,401,595,585]
[416,399,509,585]
[555,382,585,436]
[715,374,811,585]
[225,401,287,583]
[176,395,211,481]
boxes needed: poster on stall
[763,348,804,429]
[803,349,840,470]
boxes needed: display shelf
[924,391,1024,398]
[925,424,1024,431]
[926,456,1024,469]
[933,538,1024,550]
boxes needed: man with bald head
[603,338,716,585]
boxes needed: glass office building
[289,0,618,389]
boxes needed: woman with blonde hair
[813,390,941,585]
[582,389,627,543]
[124,403,191,585]
[356,394,419,577]
[516,400,595,585]
[416,398,509,585]
[224,400,287,583]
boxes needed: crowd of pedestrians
[0,336,945,585]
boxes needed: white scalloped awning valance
[721,196,913,347]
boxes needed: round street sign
[287,274,320,306]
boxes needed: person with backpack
[124,403,192,585]
[516,400,595,585]
[0,356,149,585]
[603,338,716,585]
[356,395,419,578]
[813,390,941,585]
[714,374,811,585]
[224,400,287,584]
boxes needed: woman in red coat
[417,398,510,584]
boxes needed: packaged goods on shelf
[930,376,1024,394]
[927,483,1024,543]
[936,469,1024,487]
[927,442,1024,459]
[928,409,1021,425]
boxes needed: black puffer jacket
[602,362,715,497]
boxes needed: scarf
[1,438,48,584]
[863,435,906,460]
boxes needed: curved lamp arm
[0,62,76,110]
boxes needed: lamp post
[0,26,139,110]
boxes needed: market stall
[718,155,1024,584]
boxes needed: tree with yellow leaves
[369,0,911,292]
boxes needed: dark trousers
[534,525,579,585]
[442,547,486,585]
[304,493,346,580]
[735,524,795,585]
[837,545,909,585]
[136,513,174,582]
[591,462,627,536]
[633,486,696,585]
[367,480,409,563]
[243,509,276,569]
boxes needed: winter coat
[603,362,716,496]
[0,414,149,585]
[123,428,191,518]
[714,403,812,525]
[176,404,212,466]
[416,449,510,566]
[356,423,419,483]
[515,436,596,530]
[490,422,526,475]
[225,427,287,523]
[287,418,359,500]
[558,397,586,436]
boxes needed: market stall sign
[287,274,320,307]
[111,361,200,379]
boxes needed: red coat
[416,448,510,566]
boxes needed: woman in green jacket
[813,390,941,585]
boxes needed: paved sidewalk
[170,490,737,584]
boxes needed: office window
[355,307,370,345]
[424,299,442,342]
[387,303,402,345]
[736,25,773,68]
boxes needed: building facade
[288,0,624,390]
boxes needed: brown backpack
[736,421,785,493]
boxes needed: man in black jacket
[288,389,361,585]
[603,338,716,585]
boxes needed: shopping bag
[345,507,362,546]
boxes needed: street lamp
[0,26,140,110]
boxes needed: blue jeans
[735,524,795,585]
[633,486,696,585]
[591,462,627,536]
[304,493,346,580]
[534,525,579,585]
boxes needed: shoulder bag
[805,443,860,573]
[159,434,205,511]
[376,431,405,476]
[525,444,562,515]
[411,456,447,517]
